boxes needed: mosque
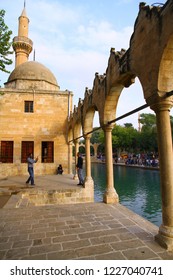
[0,5,73,177]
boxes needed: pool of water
[91,163,162,227]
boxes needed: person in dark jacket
[57,164,63,174]
[76,152,84,186]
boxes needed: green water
[91,163,162,227]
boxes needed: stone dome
[6,61,59,90]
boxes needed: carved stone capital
[147,95,173,113]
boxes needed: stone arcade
[67,1,173,250]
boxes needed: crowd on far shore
[122,153,159,168]
[97,152,159,168]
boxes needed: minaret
[12,1,33,67]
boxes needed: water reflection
[91,163,162,226]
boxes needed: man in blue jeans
[26,153,38,186]
[76,152,84,186]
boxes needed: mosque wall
[0,89,71,177]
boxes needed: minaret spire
[12,3,33,67]
[33,49,36,61]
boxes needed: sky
[0,0,168,128]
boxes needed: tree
[124,123,133,128]
[112,124,139,152]
[139,113,156,133]
[90,128,101,144]
[0,10,13,73]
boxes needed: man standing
[26,153,38,186]
[76,152,84,186]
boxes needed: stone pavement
[0,175,173,260]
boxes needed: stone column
[73,140,79,180]
[151,100,173,250]
[84,134,94,188]
[68,141,73,174]
[93,143,99,158]
[103,125,119,203]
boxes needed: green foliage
[139,113,156,133]
[124,123,133,128]
[94,113,162,153]
[90,128,101,144]
[0,9,13,73]
[112,125,138,151]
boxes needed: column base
[82,177,94,202]
[103,188,119,204]
[84,176,94,188]
[73,174,78,180]
[155,224,173,251]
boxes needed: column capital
[151,100,173,113]
[147,95,173,113]
[103,124,114,132]
[73,139,79,144]
[84,133,91,140]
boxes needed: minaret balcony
[13,36,33,53]
[13,36,33,47]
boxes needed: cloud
[75,21,132,51]
[28,0,84,40]
[30,12,133,99]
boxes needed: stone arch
[102,84,123,126]
[158,34,173,95]
[83,107,96,134]
[67,125,73,143]
[73,121,82,140]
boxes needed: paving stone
[116,232,137,241]
[22,254,47,260]
[158,251,173,260]
[78,228,128,240]
[28,233,45,241]
[62,239,91,250]
[111,239,145,251]
[122,246,159,260]
[47,249,78,260]
[75,244,113,258]
[0,241,13,250]
[0,237,9,243]
[90,235,119,245]
[46,230,64,238]
[119,218,136,226]
[95,251,126,260]
[143,240,166,253]
[33,239,43,246]
[5,247,29,259]
[9,234,29,242]
[53,234,79,243]
[29,243,62,256]
[12,240,32,248]
[0,250,6,259]
[64,227,87,235]
[32,226,56,233]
